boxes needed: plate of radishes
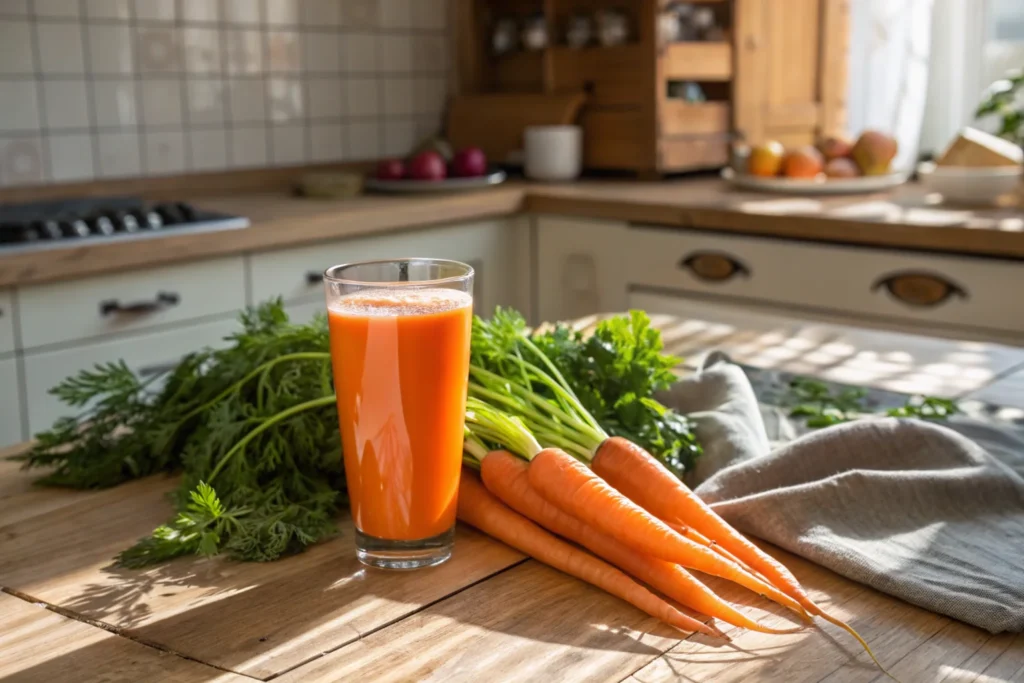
[366,145,506,193]
[722,130,910,195]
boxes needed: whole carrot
[456,470,723,637]
[592,436,888,673]
[526,447,807,617]
[480,450,801,636]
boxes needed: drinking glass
[324,259,474,569]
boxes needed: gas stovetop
[0,196,249,253]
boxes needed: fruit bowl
[365,169,508,194]
[721,167,910,195]
[916,162,1022,205]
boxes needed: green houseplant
[976,68,1024,146]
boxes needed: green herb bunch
[785,378,959,428]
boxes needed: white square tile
[301,31,341,73]
[34,0,81,18]
[378,34,411,73]
[340,0,377,28]
[266,76,304,122]
[181,0,219,23]
[96,131,141,177]
[224,28,263,75]
[309,122,343,161]
[264,0,298,26]
[140,78,184,127]
[228,77,266,123]
[270,123,305,164]
[266,30,300,73]
[414,76,447,116]
[411,0,446,30]
[46,133,95,181]
[87,24,134,74]
[0,1,29,17]
[301,0,340,27]
[345,120,379,160]
[413,35,448,73]
[135,26,182,72]
[182,26,222,75]
[189,127,228,170]
[144,129,186,174]
[36,22,85,75]
[91,79,137,127]
[0,136,44,185]
[343,32,376,72]
[379,0,412,28]
[42,80,91,130]
[383,77,414,117]
[307,78,342,119]
[186,78,226,125]
[0,20,34,74]
[230,125,268,168]
[84,0,131,20]
[133,0,176,22]
[0,79,39,131]
[344,78,379,117]
[383,119,416,157]
[222,0,262,24]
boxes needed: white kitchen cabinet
[23,317,240,436]
[249,219,523,319]
[18,256,246,350]
[0,289,15,355]
[535,216,630,324]
[0,358,24,446]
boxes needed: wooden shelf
[663,42,733,81]
[660,100,730,136]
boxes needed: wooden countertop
[3,314,1023,682]
[1,178,1022,288]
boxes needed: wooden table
[3,317,1024,682]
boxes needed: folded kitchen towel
[662,353,1024,633]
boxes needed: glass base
[355,526,454,570]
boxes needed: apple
[450,147,488,178]
[407,151,447,181]
[376,158,405,180]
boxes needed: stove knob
[118,211,140,232]
[33,219,63,240]
[142,210,164,229]
[89,214,116,236]
[60,219,91,238]
[155,203,184,224]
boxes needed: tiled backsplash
[0,0,449,187]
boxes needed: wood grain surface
[1,178,1021,288]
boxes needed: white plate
[721,167,909,195]
[365,169,507,194]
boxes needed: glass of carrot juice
[324,259,474,570]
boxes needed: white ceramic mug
[524,125,583,181]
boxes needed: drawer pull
[678,251,750,283]
[306,271,323,285]
[137,361,179,377]
[99,291,180,316]
[871,271,967,308]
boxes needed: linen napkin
[662,353,1024,633]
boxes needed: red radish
[375,158,405,180]
[407,151,447,181]
[451,147,488,177]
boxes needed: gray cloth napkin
[662,353,1024,634]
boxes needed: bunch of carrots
[452,314,886,672]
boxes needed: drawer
[660,101,730,136]
[0,289,14,354]
[658,134,729,171]
[624,227,1024,337]
[24,317,239,436]
[250,220,512,315]
[0,358,24,447]
[18,257,246,350]
[663,42,733,81]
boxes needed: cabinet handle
[871,271,967,308]
[306,271,323,285]
[678,251,750,283]
[99,291,180,316]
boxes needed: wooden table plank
[0,593,247,683]
[0,467,524,680]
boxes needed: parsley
[784,378,959,428]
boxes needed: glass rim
[323,258,474,287]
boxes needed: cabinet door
[23,317,239,436]
[0,358,24,447]
[535,216,630,324]
[734,0,849,146]
[0,289,14,355]
[250,220,519,318]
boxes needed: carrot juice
[324,259,474,569]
